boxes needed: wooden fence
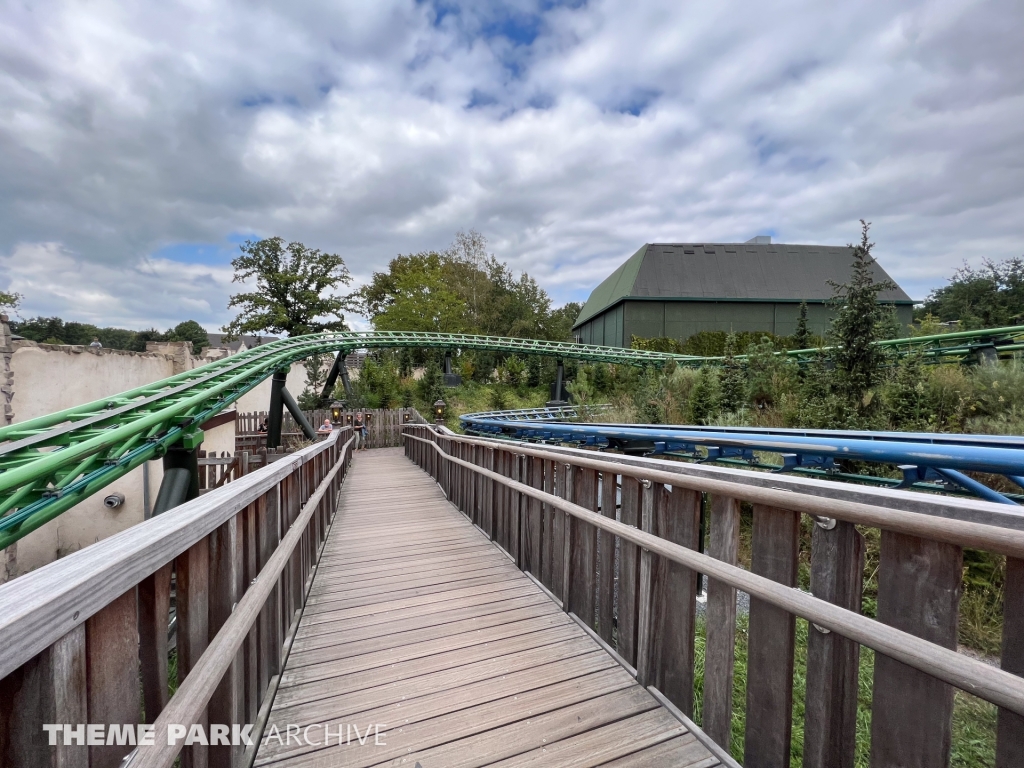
[236,408,426,452]
[0,428,355,768]
[404,424,1024,768]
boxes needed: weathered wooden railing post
[702,493,740,751]
[541,457,556,593]
[569,466,598,627]
[597,470,618,646]
[649,483,701,715]
[635,480,656,685]
[803,519,864,768]
[618,474,642,666]
[999,557,1024,766]
[870,532,962,767]
[744,504,801,768]
[559,463,574,608]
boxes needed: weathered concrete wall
[4,338,191,579]
[202,419,237,457]
[1,325,320,580]
[10,342,179,422]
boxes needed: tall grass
[692,616,997,766]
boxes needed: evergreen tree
[886,351,926,430]
[719,333,745,413]
[633,367,667,424]
[827,220,897,406]
[793,301,810,349]
[688,366,719,425]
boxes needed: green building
[572,238,914,347]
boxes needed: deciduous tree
[224,237,352,338]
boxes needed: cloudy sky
[1,0,1022,331]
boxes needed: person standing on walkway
[353,412,364,451]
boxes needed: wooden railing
[403,424,1024,768]
[236,407,426,451]
[0,427,354,768]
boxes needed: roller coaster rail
[460,409,1024,506]
[745,323,1024,365]
[3,324,1024,549]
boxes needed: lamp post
[330,400,343,425]
[403,411,411,423]
[433,399,446,424]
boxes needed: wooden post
[176,537,209,768]
[569,467,598,626]
[618,475,642,665]
[561,464,574,610]
[487,448,497,541]
[998,557,1024,767]
[510,454,522,565]
[208,514,243,767]
[243,501,259,723]
[649,484,701,715]
[703,494,740,750]
[527,456,544,578]
[744,505,801,768]
[803,519,864,768]
[542,459,556,591]
[86,589,140,768]
[0,624,87,768]
[138,564,172,723]
[870,531,962,768]
[258,489,282,692]
[598,470,618,646]
[635,481,656,685]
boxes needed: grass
[692,615,998,766]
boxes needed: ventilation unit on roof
[745,235,772,244]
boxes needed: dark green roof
[574,242,913,328]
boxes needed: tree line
[10,317,210,353]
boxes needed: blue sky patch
[154,233,256,265]
[617,89,660,117]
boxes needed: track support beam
[319,352,346,405]
[152,443,201,516]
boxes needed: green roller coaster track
[1,325,1023,549]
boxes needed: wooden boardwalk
[255,447,721,768]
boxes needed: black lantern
[403,411,411,423]
[330,400,343,424]
[433,399,446,423]
[346,413,353,425]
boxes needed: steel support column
[340,361,352,397]
[152,443,201,516]
[282,387,318,441]
[267,369,288,449]
[318,352,345,405]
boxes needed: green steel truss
[2,325,1023,549]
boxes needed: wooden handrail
[404,430,1024,717]
[451,430,1024,530]
[0,430,346,680]
[417,428,1024,557]
[127,434,355,768]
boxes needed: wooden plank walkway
[255,447,721,768]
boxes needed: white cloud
[1,0,1022,328]
[1,242,234,330]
